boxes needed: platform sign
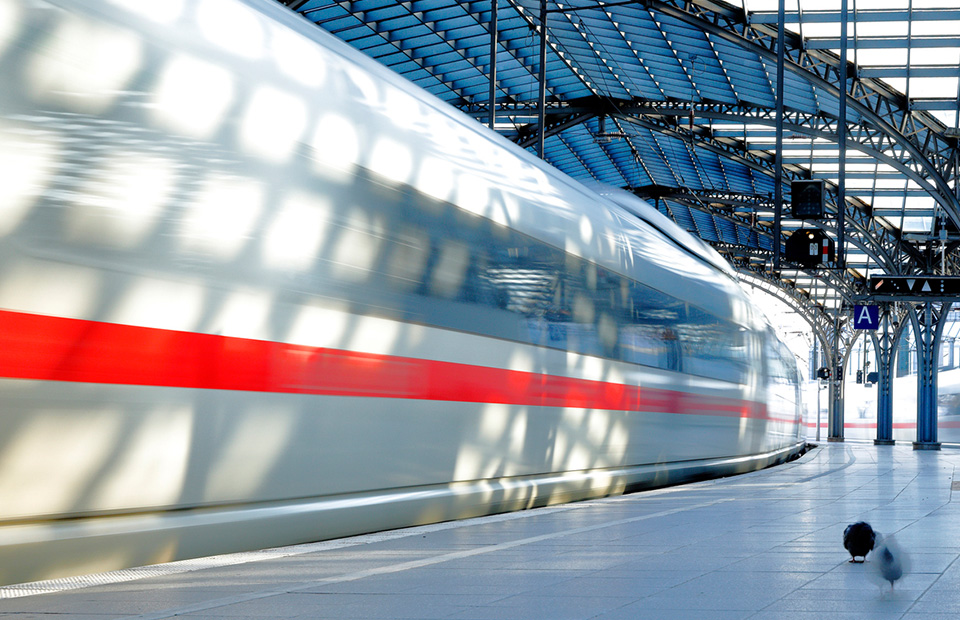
[869,275,960,295]
[853,304,880,330]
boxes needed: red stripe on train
[807,421,960,429]
[0,309,771,418]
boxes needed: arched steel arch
[489,1,959,245]
[501,1,960,276]
[644,187,869,303]
[501,96,927,275]
[614,109,910,274]
[734,266,837,355]
[648,0,960,228]
[612,99,935,273]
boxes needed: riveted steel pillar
[773,0,785,274]
[837,0,848,267]
[828,311,845,441]
[915,302,941,450]
[536,0,547,159]
[875,305,895,445]
[488,0,498,131]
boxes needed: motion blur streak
[106,0,186,24]
[0,122,59,235]
[182,175,264,259]
[240,86,307,163]
[26,15,142,114]
[262,192,328,270]
[0,0,20,59]
[0,0,803,586]
[152,55,235,139]
[67,154,176,249]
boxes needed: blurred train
[825,367,960,442]
[0,0,804,586]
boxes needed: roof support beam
[611,105,922,273]
[750,8,960,24]
[487,0,498,131]
[649,0,960,230]
[735,269,836,352]
[299,1,474,102]
[469,97,947,235]
[774,0,786,273]
[466,95,936,273]
[639,187,867,299]
[807,36,960,50]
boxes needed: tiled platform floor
[3,442,960,619]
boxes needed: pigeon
[842,521,876,563]
[872,536,907,592]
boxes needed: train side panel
[0,0,803,585]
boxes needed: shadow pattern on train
[0,0,800,583]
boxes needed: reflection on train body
[0,0,804,585]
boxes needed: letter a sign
[854,304,880,330]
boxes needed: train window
[316,179,753,385]
[676,305,749,383]
[383,227,429,291]
[428,241,469,299]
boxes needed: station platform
[3,442,960,620]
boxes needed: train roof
[245,0,755,326]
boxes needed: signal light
[791,180,825,219]
[785,229,835,267]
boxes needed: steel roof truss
[651,0,960,228]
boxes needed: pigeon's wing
[870,536,908,587]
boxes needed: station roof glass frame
[279,0,960,316]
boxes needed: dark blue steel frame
[278,0,960,446]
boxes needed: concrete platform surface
[3,442,960,619]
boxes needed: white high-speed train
[0,0,805,585]
[828,368,960,442]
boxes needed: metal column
[915,302,941,449]
[536,0,547,159]
[837,0,848,267]
[772,0,785,275]
[488,0,498,131]
[875,305,895,445]
[812,336,823,441]
[828,310,845,441]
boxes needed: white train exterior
[0,0,804,585]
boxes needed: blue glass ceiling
[279,0,960,308]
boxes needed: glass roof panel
[286,0,960,307]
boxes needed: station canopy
[279,0,960,315]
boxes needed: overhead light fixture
[594,115,627,144]
[594,132,627,144]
